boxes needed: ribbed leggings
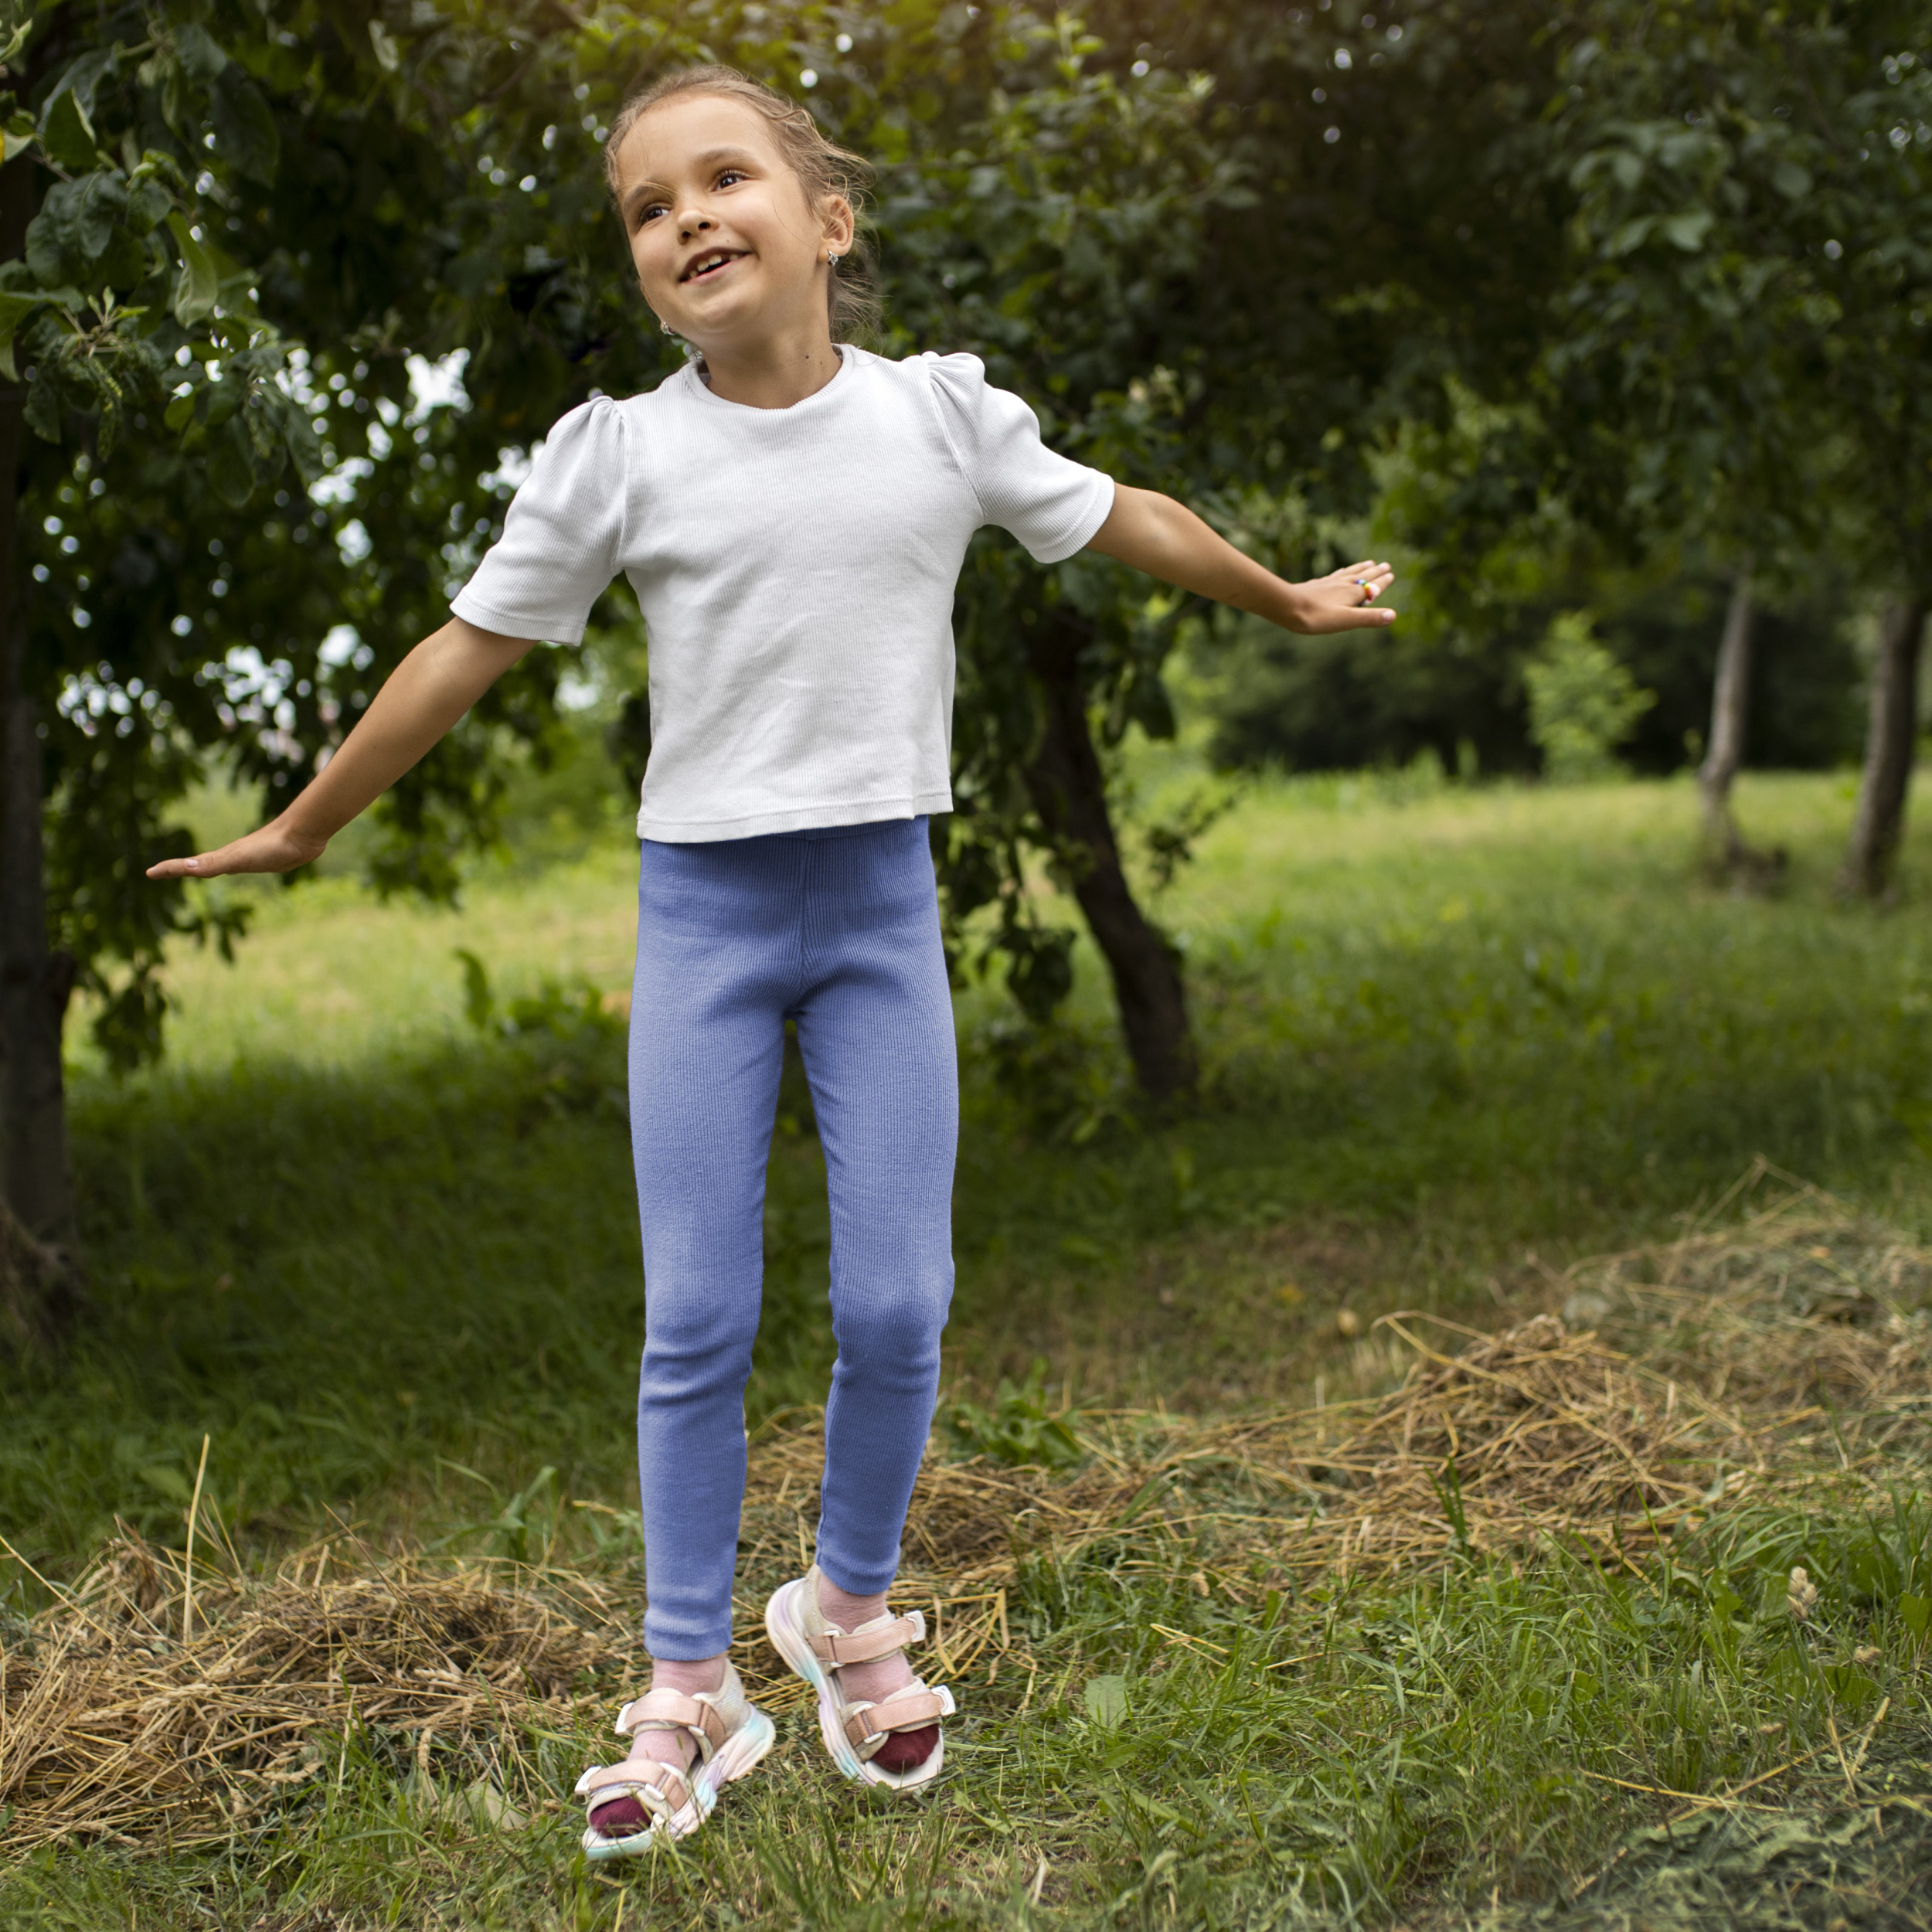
[628,817,958,1659]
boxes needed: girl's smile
[682,249,747,283]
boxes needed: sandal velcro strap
[579,1760,691,1815]
[842,1682,956,1750]
[615,1689,728,1758]
[808,1608,927,1667]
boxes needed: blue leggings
[628,817,958,1659]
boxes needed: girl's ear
[821,192,856,258]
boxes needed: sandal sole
[763,1577,946,1792]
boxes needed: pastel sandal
[573,1661,775,1859]
[764,1565,955,1791]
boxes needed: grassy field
[5,764,1930,1927]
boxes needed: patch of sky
[318,624,373,673]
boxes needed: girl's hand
[144,617,536,891]
[147,819,327,881]
[1084,489,1396,637]
[1291,560,1397,634]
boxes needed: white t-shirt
[451,345,1116,843]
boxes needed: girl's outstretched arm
[145,617,538,880]
[1084,485,1396,634]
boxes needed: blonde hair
[604,65,881,345]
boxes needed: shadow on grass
[9,849,1932,1572]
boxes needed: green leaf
[281,398,325,486]
[202,376,244,430]
[244,393,279,460]
[206,410,261,507]
[141,50,191,134]
[1821,1664,1878,1712]
[0,289,39,382]
[138,1462,192,1504]
[2,109,34,163]
[49,49,119,122]
[211,70,279,185]
[1082,1674,1128,1725]
[26,175,130,285]
[172,23,230,84]
[1660,209,1714,252]
[97,223,150,294]
[127,177,171,236]
[23,367,62,444]
[39,90,100,172]
[1772,159,1811,200]
[1900,1593,1930,1638]
[162,387,197,431]
[166,213,218,327]
[454,950,495,1030]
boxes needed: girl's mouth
[682,249,747,284]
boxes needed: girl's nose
[678,210,716,242]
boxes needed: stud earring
[826,250,841,268]
[660,315,675,335]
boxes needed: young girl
[151,66,1396,1855]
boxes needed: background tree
[0,0,688,1310]
[7,0,1245,1318]
[1519,0,1932,886]
[22,0,1922,1342]
[885,0,1581,1098]
[5,0,1322,1183]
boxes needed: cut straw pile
[0,1536,634,1852]
[2,1178,1926,1853]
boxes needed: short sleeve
[449,399,627,644]
[923,352,1115,564]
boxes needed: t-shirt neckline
[682,342,856,416]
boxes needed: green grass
[5,1506,1927,1927]
[8,763,1932,1926]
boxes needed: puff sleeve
[449,398,628,645]
[923,352,1115,563]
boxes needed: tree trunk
[1839,597,1930,901]
[0,148,81,1286]
[0,1190,81,1353]
[1698,570,1753,862]
[1022,611,1196,1103]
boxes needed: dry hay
[1558,1171,1932,1436]
[737,1308,1784,1604]
[1215,1311,1764,1573]
[0,1535,632,1853]
[5,1175,1928,1855]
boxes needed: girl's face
[612,95,852,354]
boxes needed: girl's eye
[636,202,668,226]
[716,169,748,189]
